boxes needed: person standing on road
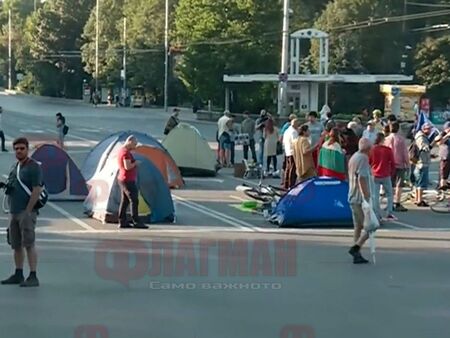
[385,121,410,212]
[163,108,180,135]
[414,123,433,207]
[1,137,43,287]
[263,117,279,175]
[255,110,269,165]
[348,138,373,264]
[217,110,231,166]
[0,107,7,152]
[293,124,316,182]
[282,118,300,189]
[241,111,257,163]
[435,121,450,190]
[369,133,396,221]
[363,121,377,145]
[56,112,67,149]
[305,111,324,168]
[117,136,148,229]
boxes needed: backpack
[63,125,69,135]
[408,141,420,164]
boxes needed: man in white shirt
[216,111,231,162]
[0,107,6,152]
[282,118,300,189]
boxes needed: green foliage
[173,0,282,111]
[415,34,450,105]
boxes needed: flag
[414,111,440,142]
[317,141,346,180]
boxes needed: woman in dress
[263,117,279,174]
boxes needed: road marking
[229,195,248,202]
[45,129,98,145]
[46,202,96,232]
[172,194,259,232]
[183,177,225,183]
[1,174,95,232]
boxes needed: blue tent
[83,153,175,224]
[31,144,88,200]
[270,177,353,228]
[82,130,166,181]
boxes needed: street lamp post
[8,9,12,90]
[164,0,169,112]
[95,0,99,95]
[122,17,127,106]
[278,0,290,117]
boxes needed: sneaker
[20,275,39,287]
[131,221,149,229]
[416,201,429,207]
[348,245,359,258]
[384,214,398,222]
[118,223,133,229]
[394,204,408,212]
[1,274,24,285]
[353,252,369,264]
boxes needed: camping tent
[270,177,353,228]
[83,153,175,224]
[31,144,88,200]
[162,123,217,176]
[135,145,184,188]
[81,130,183,188]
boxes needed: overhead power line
[332,9,450,31]
[406,1,450,8]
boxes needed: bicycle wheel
[243,189,273,203]
[430,200,450,214]
[267,185,287,197]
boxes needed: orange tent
[135,145,184,189]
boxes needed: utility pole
[122,17,127,106]
[164,0,169,112]
[95,0,99,95]
[8,9,12,90]
[278,0,290,117]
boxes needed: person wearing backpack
[56,112,68,149]
[413,123,433,207]
[0,137,44,287]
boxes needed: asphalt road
[0,92,449,338]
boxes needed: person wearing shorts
[414,124,432,207]
[1,137,43,287]
[347,138,373,265]
[385,121,410,212]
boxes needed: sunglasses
[14,146,26,151]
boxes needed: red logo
[94,239,298,287]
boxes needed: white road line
[183,177,225,183]
[46,202,96,232]
[172,194,259,232]
[45,129,97,145]
[229,195,248,202]
[1,174,95,232]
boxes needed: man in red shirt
[117,136,148,229]
[369,133,396,221]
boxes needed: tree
[173,0,283,111]
[18,0,93,97]
[415,35,450,105]
[81,0,169,103]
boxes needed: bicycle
[430,187,450,214]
